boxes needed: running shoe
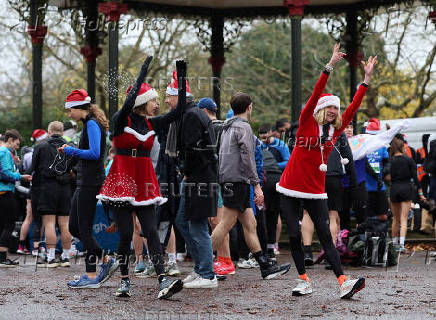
[68,274,101,289]
[182,271,199,284]
[166,262,181,276]
[183,276,218,289]
[115,278,131,297]
[340,277,365,299]
[135,264,156,278]
[59,257,70,267]
[236,258,254,269]
[158,278,183,299]
[292,279,313,296]
[303,246,314,267]
[134,261,146,274]
[17,245,30,255]
[0,258,19,267]
[46,259,59,268]
[214,261,236,276]
[248,253,259,268]
[98,257,119,284]
[260,262,291,280]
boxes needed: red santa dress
[97,116,166,206]
[276,71,368,199]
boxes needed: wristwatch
[325,64,333,72]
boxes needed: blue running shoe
[98,257,119,284]
[134,261,145,274]
[67,274,101,289]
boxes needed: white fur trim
[96,194,167,206]
[365,129,381,135]
[124,127,155,142]
[166,86,192,96]
[313,95,340,115]
[35,133,48,141]
[276,183,328,199]
[65,98,90,109]
[134,89,158,107]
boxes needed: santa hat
[126,83,158,108]
[65,89,91,109]
[313,93,340,116]
[365,118,381,134]
[166,71,192,96]
[31,129,48,142]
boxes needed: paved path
[1,251,435,320]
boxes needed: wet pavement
[1,250,435,320]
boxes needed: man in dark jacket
[169,80,219,288]
[30,121,73,267]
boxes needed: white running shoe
[166,262,181,276]
[340,277,365,299]
[183,276,218,289]
[236,259,253,269]
[292,279,313,296]
[182,271,199,284]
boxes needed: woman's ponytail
[88,104,109,132]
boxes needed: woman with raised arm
[276,44,377,299]
[97,57,186,299]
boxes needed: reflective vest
[404,143,413,159]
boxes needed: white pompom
[341,158,349,165]
[319,163,328,171]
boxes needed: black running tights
[280,195,344,278]
[69,186,103,273]
[111,205,165,277]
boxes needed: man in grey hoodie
[211,92,291,279]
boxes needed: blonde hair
[314,108,342,130]
[48,121,63,134]
[89,104,109,132]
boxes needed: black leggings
[69,186,103,273]
[0,192,18,249]
[264,173,281,245]
[112,205,165,277]
[280,195,344,278]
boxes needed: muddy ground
[0,250,435,320]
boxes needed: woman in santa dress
[276,44,377,299]
[97,57,186,299]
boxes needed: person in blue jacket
[0,129,32,267]
[259,125,290,170]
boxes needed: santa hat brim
[166,86,192,97]
[65,96,91,109]
[313,95,340,115]
[134,88,159,108]
[366,130,381,135]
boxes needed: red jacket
[277,72,367,199]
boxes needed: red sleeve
[338,84,368,133]
[299,71,329,127]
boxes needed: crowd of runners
[1,44,435,301]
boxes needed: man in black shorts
[30,121,73,267]
[210,92,290,279]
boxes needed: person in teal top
[0,129,32,267]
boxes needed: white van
[374,117,436,150]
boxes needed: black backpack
[262,149,281,174]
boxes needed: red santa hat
[126,83,159,108]
[166,71,192,96]
[365,118,381,134]
[65,89,91,109]
[31,129,48,142]
[313,93,340,116]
